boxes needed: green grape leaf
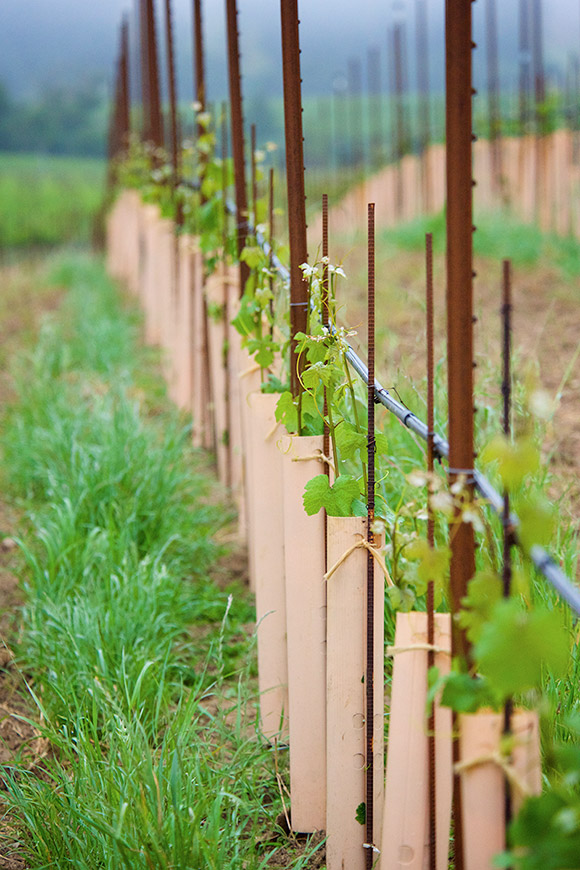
[303,474,362,517]
[475,599,570,700]
[517,497,556,552]
[459,570,503,644]
[335,421,367,460]
[261,374,288,395]
[302,475,330,516]
[247,336,275,369]
[405,539,451,586]
[301,362,325,390]
[386,584,416,612]
[355,802,366,826]
[240,245,265,270]
[231,294,258,338]
[481,435,540,490]
[275,391,298,433]
[306,338,330,365]
[375,431,388,456]
[440,673,497,713]
[508,790,580,870]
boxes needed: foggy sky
[1,0,578,103]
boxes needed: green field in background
[0,152,105,250]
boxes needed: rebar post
[225,0,249,293]
[446,4,476,865]
[268,167,275,331]
[416,0,431,211]
[426,231,437,870]
[519,0,531,132]
[531,0,545,121]
[367,47,383,169]
[193,0,208,204]
[391,20,408,216]
[251,123,258,227]
[139,0,151,143]
[119,18,131,151]
[193,0,206,114]
[486,0,503,197]
[365,201,376,869]
[322,194,330,569]
[221,101,229,250]
[280,0,309,401]
[348,58,364,169]
[164,0,180,209]
[142,0,164,150]
[445,0,476,663]
[501,258,514,837]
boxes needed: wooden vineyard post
[246,392,289,739]
[326,516,384,870]
[282,434,326,832]
[381,613,453,870]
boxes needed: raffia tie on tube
[239,362,261,379]
[386,643,450,656]
[454,749,533,800]
[291,449,336,475]
[323,535,394,588]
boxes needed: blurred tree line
[0,81,107,156]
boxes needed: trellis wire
[232,200,580,618]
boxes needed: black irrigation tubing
[220,194,580,617]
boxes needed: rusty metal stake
[445,0,476,664]
[139,0,151,143]
[193,0,207,201]
[426,231,437,870]
[531,0,546,219]
[268,167,275,331]
[164,0,181,217]
[106,46,123,185]
[501,258,514,838]
[221,101,229,251]
[392,21,407,217]
[280,0,309,403]
[141,0,164,150]
[486,0,503,198]
[193,0,206,113]
[416,0,431,211]
[225,0,249,294]
[519,0,531,132]
[446,4,476,867]
[119,18,131,152]
[321,193,330,570]
[365,201,376,869]
[367,46,383,169]
[251,122,258,228]
[322,194,330,479]
[348,58,364,169]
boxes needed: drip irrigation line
[221,194,580,616]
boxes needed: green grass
[0,255,320,868]
[378,208,580,278]
[0,153,106,250]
